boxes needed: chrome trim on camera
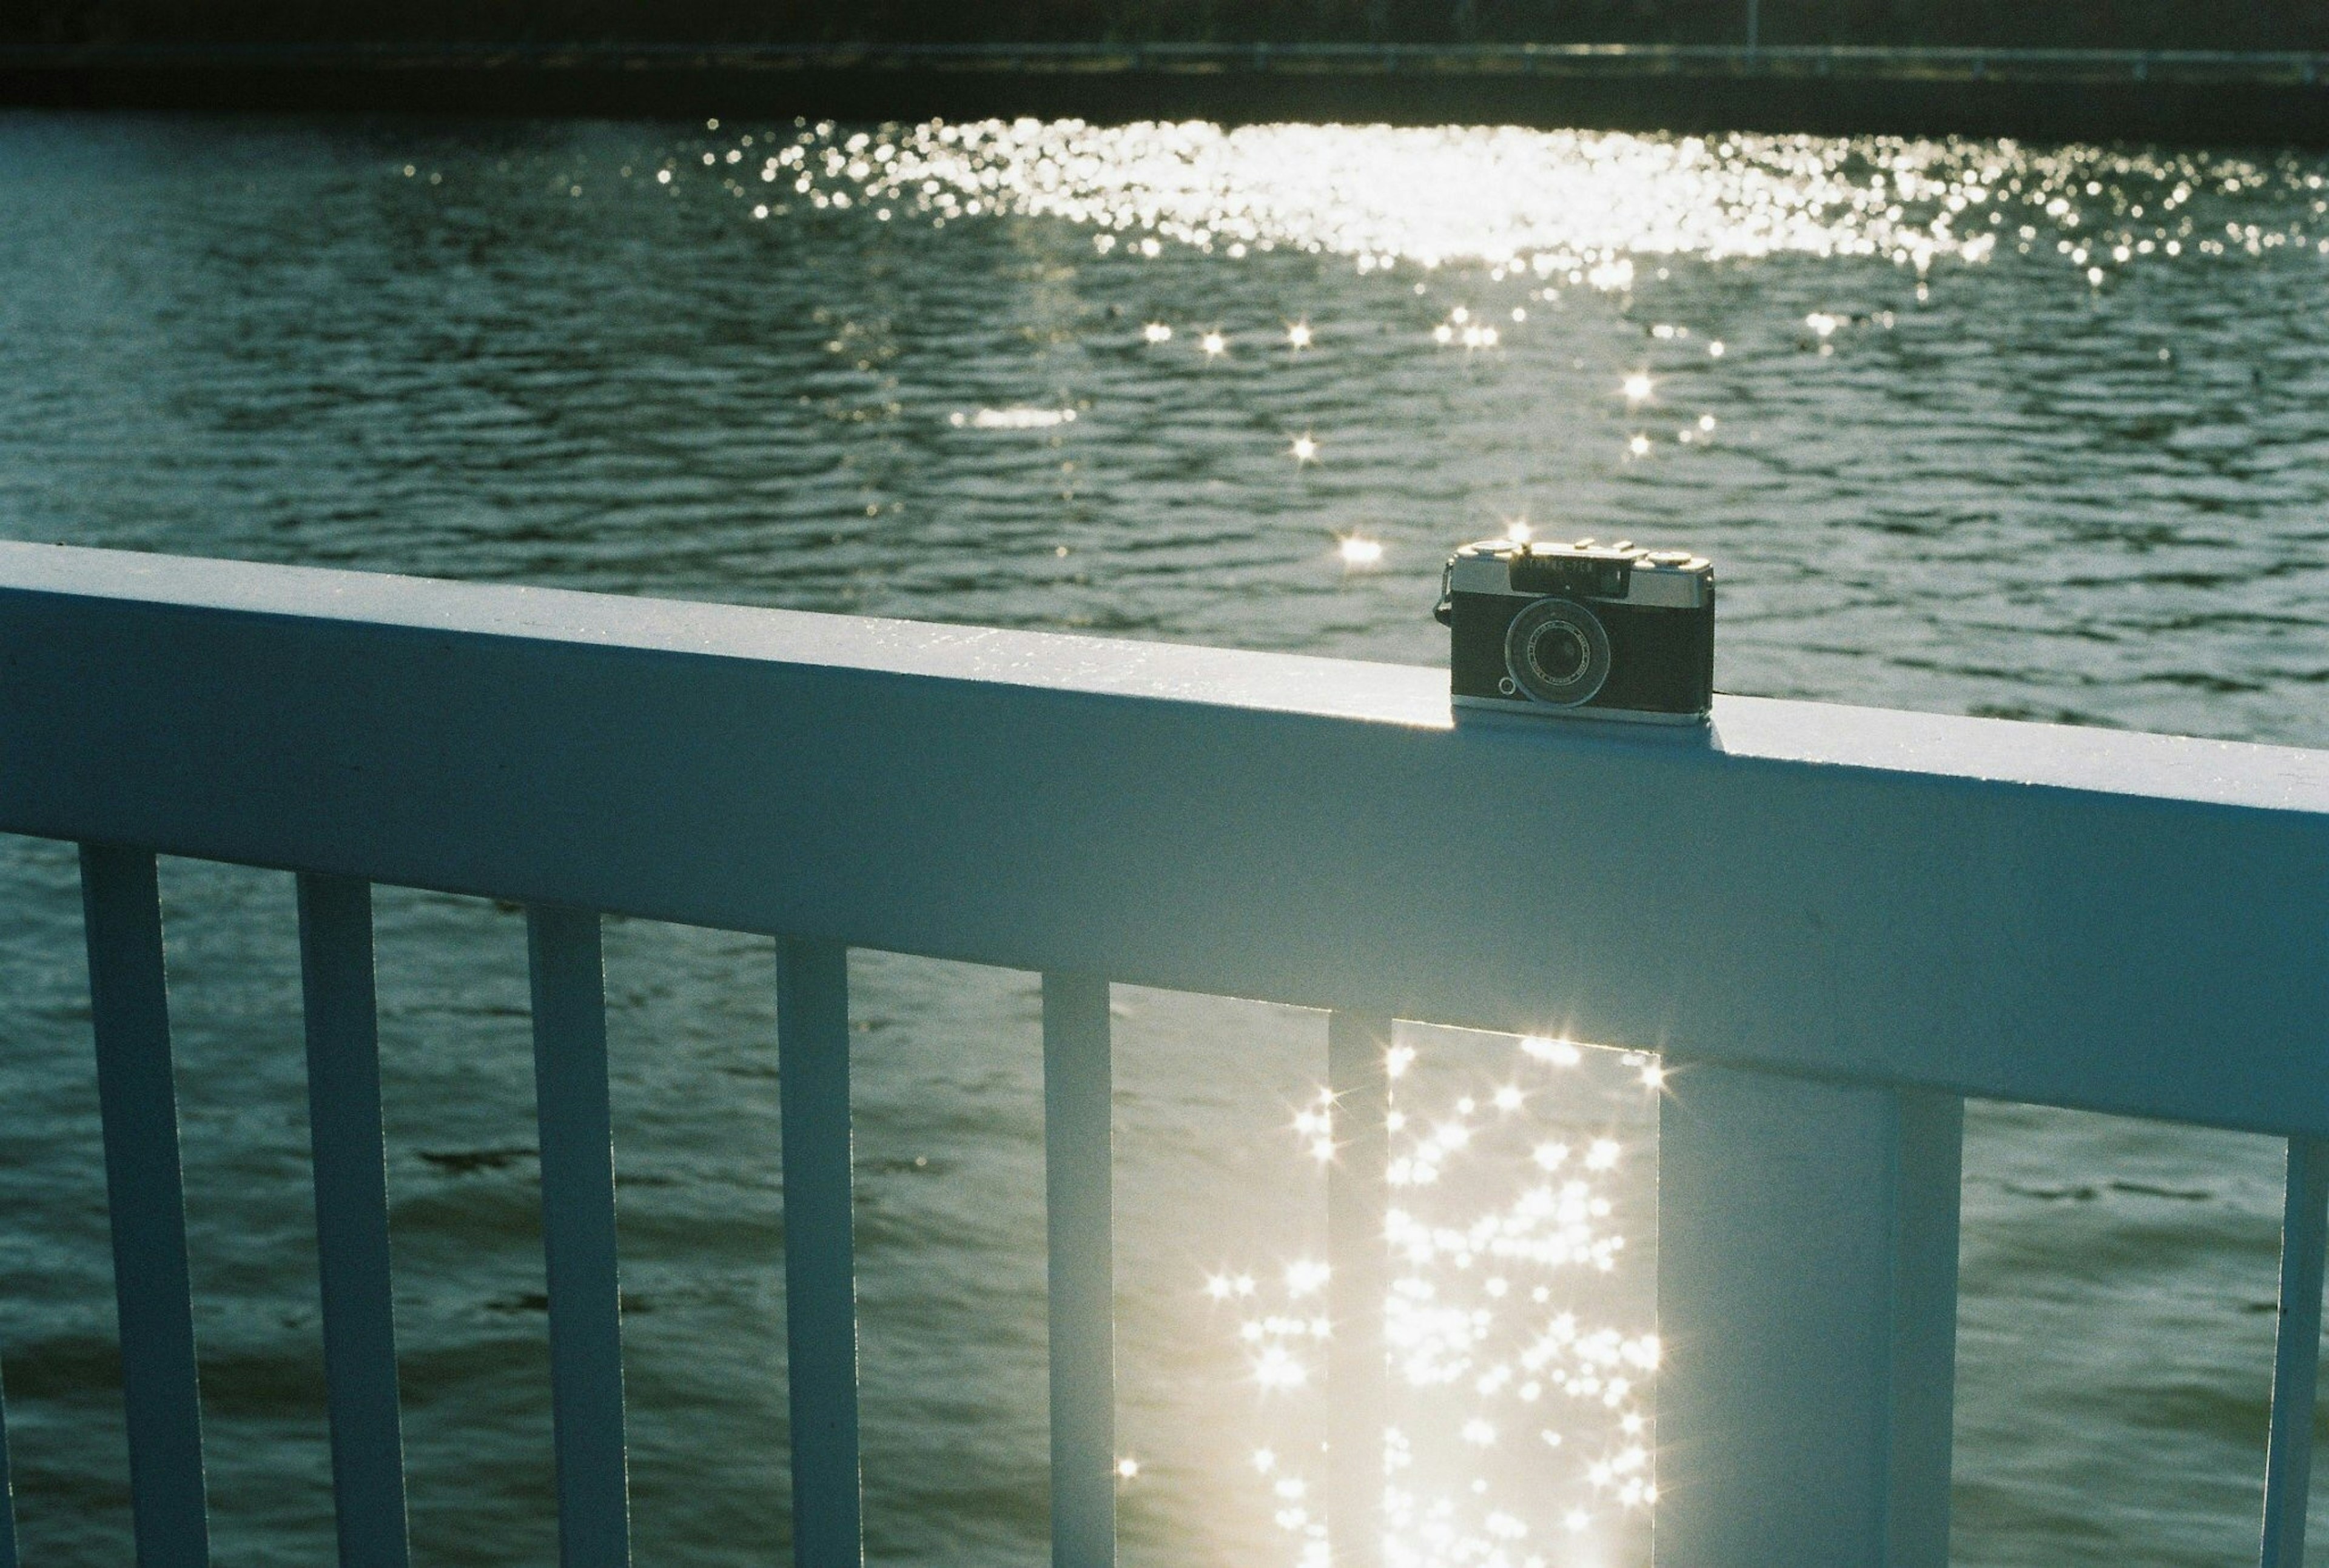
[1453,694,1713,726]
[1450,539,1713,609]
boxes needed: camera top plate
[1447,538,1712,609]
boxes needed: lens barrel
[1502,598,1613,707]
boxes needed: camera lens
[1532,625,1588,683]
[1502,598,1611,707]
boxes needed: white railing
[2,540,2326,1567]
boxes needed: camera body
[1436,538,1715,723]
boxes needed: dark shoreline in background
[5,41,2329,145]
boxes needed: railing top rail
[13,541,2322,814]
[5,542,2326,1135]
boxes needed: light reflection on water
[750,117,2319,280]
[1212,1030,1658,1568]
[0,110,2325,1568]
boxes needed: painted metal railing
[1,540,2325,1567]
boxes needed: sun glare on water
[664,117,2321,314]
[1211,1028,1661,1568]
[801,119,2024,275]
[628,116,2329,548]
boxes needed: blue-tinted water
[1,109,2326,1566]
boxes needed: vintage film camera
[1435,538,1715,723]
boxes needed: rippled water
[1,109,2326,1567]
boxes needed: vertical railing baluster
[1326,1011,1391,1568]
[526,907,632,1568]
[1043,974,1114,1568]
[0,1355,19,1568]
[1656,1070,1963,1567]
[2259,1135,2329,1568]
[1884,1089,1966,1564]
[777,937,863,1568]
[79,843,209,1568]
[297,874,411,1568]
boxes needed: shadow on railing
[2,541,2325,1566]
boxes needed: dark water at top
[0,109,2325,1567]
